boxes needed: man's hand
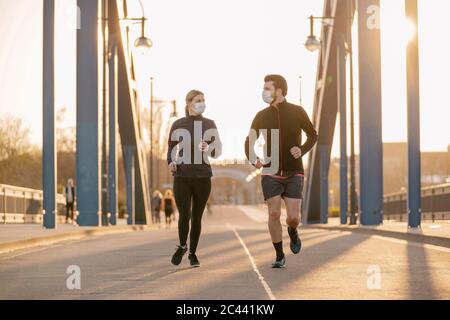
[290,146,302,160]
[199,140,209,152]
[169,162,177,173]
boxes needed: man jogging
[245,74,318,268]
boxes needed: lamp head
[134,16,153,50]
[134,36,153,49]
[304,35,321,52]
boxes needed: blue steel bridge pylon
[42,0,151,227]
[303,0,384,226]
[303,0,421,227]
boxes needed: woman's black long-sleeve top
[167,114,222,178]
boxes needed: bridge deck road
[1,205,449,300]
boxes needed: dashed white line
[227,223,276,300]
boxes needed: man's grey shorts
[261,175,304,201]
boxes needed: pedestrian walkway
[0,220,154,255]
[326,217,450,238]
[0,220,131,243]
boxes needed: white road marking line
[372,235,450,253]
[227,223,276,300]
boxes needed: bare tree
[56,107,76,153]
[0,114,32,161]
[0,114,41,188]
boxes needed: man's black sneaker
[171,245,188,266]
[188,253,201,267]
[271,255,286,269]
[288,227,302,254]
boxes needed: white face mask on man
[262,90,274,104]
[193,102,206,115]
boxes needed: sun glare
[404,18,417,43]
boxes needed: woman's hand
[290,146,302,160]
[169,162,177,173]
[199,140,210,152]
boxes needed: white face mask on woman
[262,90,274,104]
[193,102,206,115]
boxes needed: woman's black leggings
[173,177,211,254]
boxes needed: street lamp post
[134,0,153,49]
[299,76,303,106]
[105,0,152,50]
[304,15,333,52]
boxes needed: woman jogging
[167,89,222,267]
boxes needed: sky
[0,0,449,161]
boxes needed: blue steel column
[76,0,102,226]
[108,43,118,225]
[101,0,109,227]
[406,0,422,228]
[124,146,136,225]
[337,34,348,225]
[357,0,384,225]
[43,0,57,229]
[319,145,330,224]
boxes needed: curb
[303,225,450,248]
[0,225,156,255]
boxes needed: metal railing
[0,184,66,224]
[384,183,450,222]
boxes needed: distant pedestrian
[64,179,76,224]
[163,190,176,228]
[151,191,163,225]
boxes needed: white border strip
[372,235,450,253]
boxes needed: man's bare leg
[267,195,282,242]
[284,197,302,254]
[284,197,301,228]
[267,195,286,267]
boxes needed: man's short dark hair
[264,74,288,97]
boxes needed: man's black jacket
[245,100,318,176]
